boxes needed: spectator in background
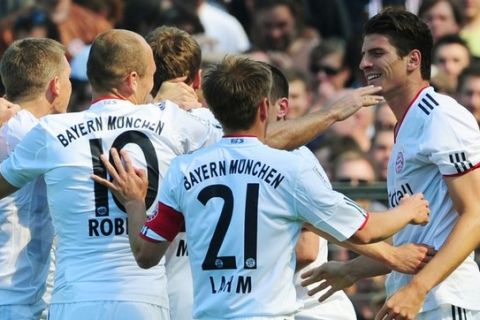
[418,0,464,43]
[460,0,480,58]
[369,129,395,181]
[12,7,59,40]
[283,67,312,120]
[170,0,250,54]
[457,62,480,124]
[251,0,320,71]
[36,0,111,58]
[432,34,471,90]
[309,38,354,111]
[332,150,386,211]
[374,101,397,132]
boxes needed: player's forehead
[361,34,396,54]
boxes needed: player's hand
[0,97,20,126]
[375,280,427,320]
[324,85,384,122]
[387,243,436,274]
[91,148,148,206]
[153,76,202,110]
[398,193,430,225]
[300,260,357,302]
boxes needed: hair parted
[364,8,433,80]
[0,38,65,101]
[87,29,148,93]
[203,56,272,131]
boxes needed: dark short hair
[364,8,433,80]
[263,63,289,101]
[203,56,272,131]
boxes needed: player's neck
[91,92,128,104]
[386,80,429,122]
[14,97,51,119]
[223,126,266,142]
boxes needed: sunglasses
[310,65,343,76]
[337,178,371,186]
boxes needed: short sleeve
[423,105,480,176]
[293,155,367,241]
[0,123,50,188]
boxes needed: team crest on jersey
[395,151,404,173]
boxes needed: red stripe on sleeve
[144,202,184,242]
[357,212,370,231]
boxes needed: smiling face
[360,34,409,98]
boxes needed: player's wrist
[123,198,146,215]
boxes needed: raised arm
[265,86,383,150]
[377,169,480,320]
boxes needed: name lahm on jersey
[183,159,285,191]
[88,216,128,237]
[57,116,165,147]
[209,275,252,294]
[388,183,413,208]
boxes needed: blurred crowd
[1,0,480,319]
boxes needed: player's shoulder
[2,109,38,137]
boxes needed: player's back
[0,99,221,306]
[163,136,363,319]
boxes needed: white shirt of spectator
[386,86,480,311]
[0,99,222,306]
[142,137,367,319]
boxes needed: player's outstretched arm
[91,148,169,268]
[351,193,430,244]
[265,85,384,150]
[377,170,480,320]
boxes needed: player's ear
[407,49,421,72]
[47,75,60,102]
[276,97,289,120]
[122,71,138,96]
[259,97,269,122]
[192,69,202,90]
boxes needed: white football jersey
[0,109,54,307]
[142,137,367,319]
[386,87,480,311]
[0,99,222,307]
